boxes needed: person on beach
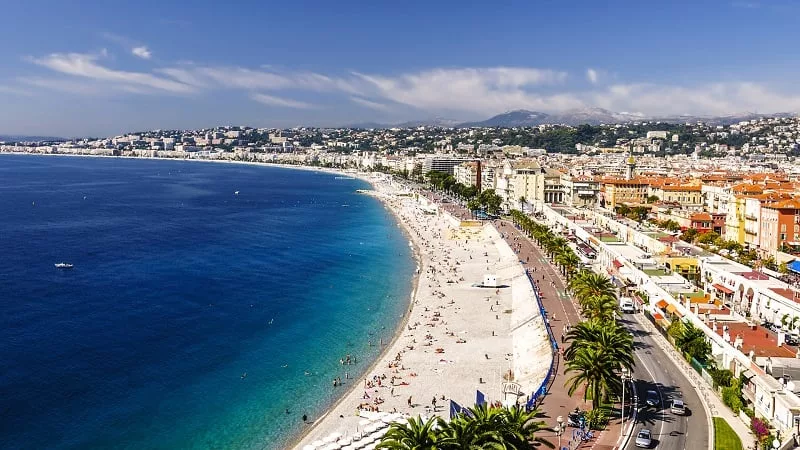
[408,396,412,407]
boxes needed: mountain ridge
[346,109,797,129]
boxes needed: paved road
[621,314,709,450]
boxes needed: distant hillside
[344,109,796,130]
[458,110,551,127]
[457,108,646,127]
[0,135,66,143]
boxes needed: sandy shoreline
[292,180,552,449]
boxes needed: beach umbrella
[302,445,317,450]
[363,423,380,434]
[312,440,326,448]
[358,419,371,427]
[321,444,340,450]
[341,445,357,450]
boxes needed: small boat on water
[234,191,240,195]
[54,263,74,269]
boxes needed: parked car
[635,429,652,448]
[670,398,685,415]
[645,390,660,406]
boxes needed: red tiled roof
[712,322,797,358]
[740,272,769,281]
[612,259,623,269]
[655,300,668,309]
[713,283,734,294]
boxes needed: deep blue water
[0,155,414,450]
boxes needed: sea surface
[0,155,415,450]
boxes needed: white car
[635,429,652,448]
[670,399,685,415]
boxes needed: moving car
[635,429,652,448]
[670,398,685,415]
[645,390,660,406]
[620,298,635,313]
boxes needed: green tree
[674,321,712,364]
[680,228,699,243]
[377,416,438,449]
[564,320,635,409]
[696,231,720,245]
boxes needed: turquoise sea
[0,155,415,449]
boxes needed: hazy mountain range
[0,135,66,143]
[349,108,797,129]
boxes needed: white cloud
[353,67,575,114]
[350,96,391,111]
[132,46,152,60]
[250,93,316,109]
[29,51,194,93]
[586,68,598,84]
[17,52,800,118]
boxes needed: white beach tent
[302,445,317,450]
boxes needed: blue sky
[1,0,799,136]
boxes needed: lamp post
[620,367,630,439]
[555,415,564,449]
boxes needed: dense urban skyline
[2,0,800,136]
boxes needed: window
[781,233,786,241]
[781,224,787,232]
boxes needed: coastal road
[621,314,709,450]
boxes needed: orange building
[759,199,800,256]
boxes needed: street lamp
[620,367,631,438]
[555,415,564,449]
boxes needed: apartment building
[560,174,600,207]
[760,199,800,256]
[453,161,481,189]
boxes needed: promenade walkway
[417,188,625,449]
[496,220,624,450]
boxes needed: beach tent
[449,399,464,419]
[476,390,487,406]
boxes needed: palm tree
[377,416,438,449]
[436,416,502,450]
[582,294,619,322]
[674,321,712,364]
[497,405,554,449]
[568,271,618,318]
[555,250,581,279]
[564,320,635,409]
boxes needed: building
[648,183,703,208]
[422,155,472,175]
[453,161,481,189]
[560,174,600,208]
[601,178,649,208]
[497,159,545,211]
[759,199,800,256]
[543,168,564,204]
